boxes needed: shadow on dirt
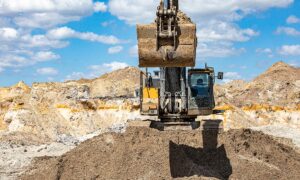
[169,120,232,179]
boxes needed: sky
[0,0,299,86]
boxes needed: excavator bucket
[137,23,197,67]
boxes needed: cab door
[187,70,215,115]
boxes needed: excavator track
[150,121,200,131]
[128,118,224,132]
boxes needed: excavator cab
[187,67,223,116]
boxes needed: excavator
[137,0,223,130]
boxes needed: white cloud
[276,27,300,36]
[0,54,28,68]
[278,45,300,56]
[0,27,123,71]
[256,48,272,54]
[46,27,77,39]
[0,50,60,71]
[36,67,58,75]
[0,0,93,14]
[0,0,94,28]
[109,0,293,25]
[101,20,114,27]
[129,45,138,57]
[65,72,86,81]
[222,72,242,83]
[13,13,82,29]
[288,61,299,67]
[109,0,292,59]
[225,72,242,79]
[33,51,60,62]
[0,27,122,72]
[94,2,107,12]
[256,48,273,57]
[20,34,69,49]
[197,43,245,58]
[108,46,123,54]
[109,0,157,25]
[89,61,128,73]
[287,15,300,24]
[66,61,129,81]
[197,21,259,43]
[180,0,293,22]
[47,26,122,44]
[0,27,18,40]
[196,21,258,59]
[103,61,128,71]
[0,1,124,74]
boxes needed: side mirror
[217,72,223,80]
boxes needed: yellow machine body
[141,87,159,115]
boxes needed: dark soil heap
[21,127,300,180]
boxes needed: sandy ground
[0,142,75,180]
[252,125,300,148]
[21,126,300,180]
[1,122,300,180]
[1,121,299,180]
[0,122,126,180]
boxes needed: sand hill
[215,61,300,107]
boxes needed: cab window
[190,73,210,97]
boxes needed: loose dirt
[21,126,300,180]
[177,10,193,24]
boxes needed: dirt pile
[90,67,140,98]
[0,81,30,101]
[22,126,300,180]
[1,62,299,145]
[211,62,300,130]
[177,10,193,24]
[215,61,300,107]
[0,69,142,148]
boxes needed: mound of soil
[90,67,140,98]
[215,61,300,107]
[21,127,300,180]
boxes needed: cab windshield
[190,73,210,97]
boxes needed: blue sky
[0,0,299,86]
